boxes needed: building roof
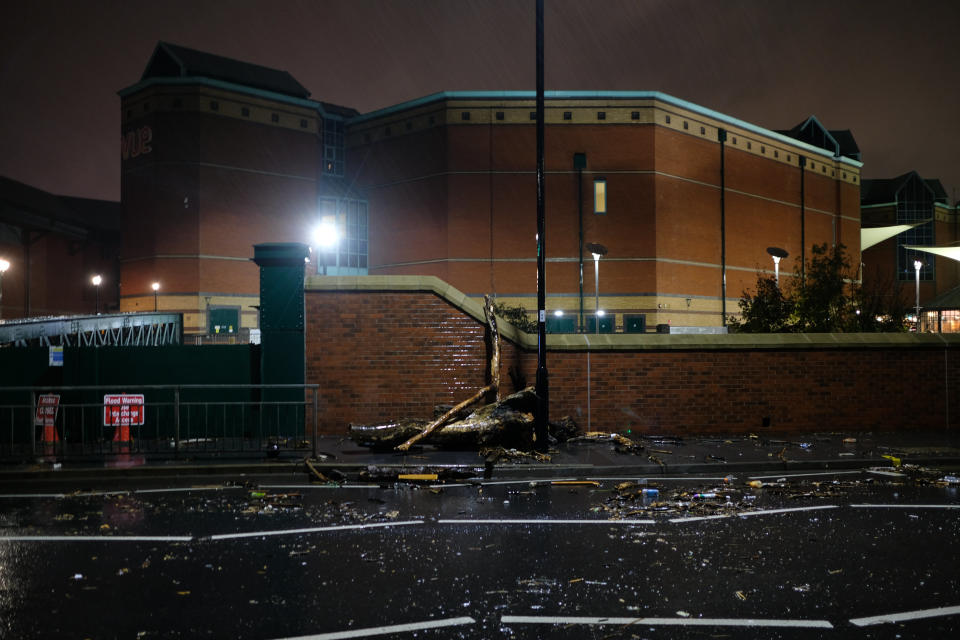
[924,283,960,310]
[0,175,120,239]
[775,116,861,160]
[142,42,311,99]
[861,171,949,206]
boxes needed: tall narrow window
[594,179,607,214]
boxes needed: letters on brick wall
[121,126,153,160]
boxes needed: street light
[0,257,9,319]
[92,274,102,315]
[914,259,922,331]
[766,246,789,284]
[585,242,608,334]
[152,281,160,312]
[312,220,339,275]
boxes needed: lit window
[594,179,607,215]
[323,118,345,176]
[316,198,369,275]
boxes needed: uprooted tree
[349,295,578,451]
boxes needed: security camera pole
[534,0,548,450]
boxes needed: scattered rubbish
[397,474,439,481]
[882,455,902,467]
[676,611,691,618]
[551,480,600,487]
[568,578,584,584]
[942,475,960,484]
[777,447,788,462]
[842,437,857,444]
[735,590,747,601]
[73,573,83,580]
[649,449,673,455]
[828,569,843,575]
[692,493,719,500]
[649,455,666,469]
[792,583,811,593]
[705,455,726,463]
[480,447,552,464]
[747,480,763,488]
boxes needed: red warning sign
[103,394,145,427]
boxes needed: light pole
[766,246,789,285]
[152,281,160,312]
[92,274,102,315]
[0,257,9,319]
[586,242,608,334]
[313,220,339,275]
[914,259,922,331]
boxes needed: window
[683,121,688,130]
[496,111,504,120]
[529,111,537,120]
[210,101,219,111]
[787,154,791,162]
[300,119,308,128]
[774,150,779,158]
[747,142,752,150]
[271,113,279,123]
[597,111,606,120]
[665,115,671,124]
[896,175,936,282]
[631,111,640,120]
[323,118,345,176]
[700,126,705,135]
[144,103,150,112]
[316,197,369,275]
[461,111,470,121]
[761,146,766,154]
[563,111,572,120]
[594,179,607,214]
[732,136,737,145]
[384,127,391,136]
[406,121,412,130]
[241,107,250,117]
[429,115,435,125]
[809,162,815,170]
[172,98,182,108]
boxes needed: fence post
[174,386,180,457]
[312,386,318,459]
[30,391,36,457]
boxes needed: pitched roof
[861,171,949,206]
[0,175,120,238]
[776,115,860,160]
[924,283,960,310]
[142,42,311,99]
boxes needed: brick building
[117,43,865,334]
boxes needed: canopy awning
[903,245,960,263]
[861,219,931,252]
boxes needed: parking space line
[438,519,655,525]
[269,616,476,639]
[670,514,731,523]
[501,615,833,628]
[208,520,423,541]
[850,604,960,627]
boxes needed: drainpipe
[574,152,586,330]
[799,155,806,282]
[718,128,727,326]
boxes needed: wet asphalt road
[1,470,959,639]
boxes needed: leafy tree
[729,243,908,333]
[492,301,537,333]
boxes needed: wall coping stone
[305,275,960,351]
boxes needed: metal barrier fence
[0,384,319,461]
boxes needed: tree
[729,243,908,333]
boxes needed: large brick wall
[307,278,959,436]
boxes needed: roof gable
[141,42,311,99]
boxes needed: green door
[209,308,239,334]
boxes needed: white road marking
[478,478,578,486]
[0,535,193,542]
[866,469,906,477]
[501,615,833,628]
[850,604,960,627]
[258,484,381,490]
[850,503,960,510]
[749,470,863,480]
[270,616,476,639]
[669,514,731,524]
[208,520,423,541]
[438,519,655,525]
[588,477,736,482]
[134,487,241,494]
[737,505,838,517]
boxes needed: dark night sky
[1,0,958,203]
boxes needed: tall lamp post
[152,281,160,312]
[914,259,922,331]
[586,242,608,334]
[92,274,102,315]
[0,257,9,319]
[766,246,789,285]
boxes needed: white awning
[903,245,960,263]
[861,220,930,252]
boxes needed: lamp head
[92,274,102,286]
[151,281,160,292]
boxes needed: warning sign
[103,394,145,427]
[35,394,60,426]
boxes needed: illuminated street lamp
[585,242,608,334]
[92,274,102,315]
[0,257,9,319]
[312,220,339,275]
[766,246,789,284]
[152,281,160,312]
[914,259,922,331]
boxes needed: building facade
[348,94,862,329]
[116,44,865,334]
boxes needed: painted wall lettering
[121,126,153,160]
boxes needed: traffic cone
[42,423,60,443]
[113,422,131,452]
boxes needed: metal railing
[0,384,320,461]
